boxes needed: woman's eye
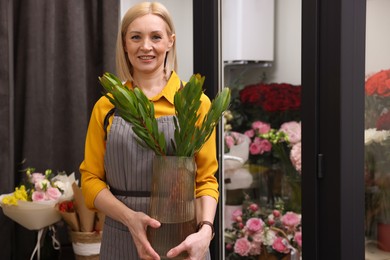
[131,35,141,40]
[152,35,162,40]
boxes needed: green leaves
[99,72,231,157]
[174,74,231,156]
[99,72,167,155]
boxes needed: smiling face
[124,14,175,77]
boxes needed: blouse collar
[124,71,181,105]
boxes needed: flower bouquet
[225,195,301,260]
[225,82,301,170]
[0,167,76,230]
[57,183,105,259]
[241,120,302,212]
[243,121,301,170]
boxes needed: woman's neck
[132,72,167,98]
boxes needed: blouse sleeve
[79,96,114,210]
[194,94,220,202]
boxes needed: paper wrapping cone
[95,211,105,232]
[72,183,95,232]
[59,210,80,232]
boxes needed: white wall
[120,0,193,81]
[223,0,302,89]
[227,0,390,86]
[365,0,390,75]
[271,0,301,84]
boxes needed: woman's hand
[166,224,213,260]
[125,211,161,260]
[94,189,162,259]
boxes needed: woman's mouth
[139,55,155,60]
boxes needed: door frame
[302,0,366,259]
[193,0,222,259]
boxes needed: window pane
[365,0,390,258]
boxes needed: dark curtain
[0,1,16,259]
[0,0,119,259]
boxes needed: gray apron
[100,114,211,260]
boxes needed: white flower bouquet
[0,167,76,230]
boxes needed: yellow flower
[14,185,28,201]
[1,185,28,205]
[2,195,18,205]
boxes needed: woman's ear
[168,33,175,50]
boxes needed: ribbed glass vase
[147,156,197,259]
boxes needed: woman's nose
[140,39,152,51]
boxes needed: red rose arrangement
[236,83,301,129]
[240,83,300,112]
[365,69,390,129]
[58,200,75,212]
[365,69,390,97]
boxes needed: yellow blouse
[80,71,219,210]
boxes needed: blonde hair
[115,2,177,82]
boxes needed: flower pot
[377,222,390,252]
[147,156,197,259]
[68,231,102,260]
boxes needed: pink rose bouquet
[1,167,70,204]
[243,120,301,173]
[225,195,301,259]
[0,167,75,230]
[225,131,249,153]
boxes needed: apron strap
[109,186,151,197]
[104,107,116,141]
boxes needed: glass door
[364,0,390,258]
[221,1,302,259]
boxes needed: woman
[80,2,218,259]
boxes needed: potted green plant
[99,72,231,258]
